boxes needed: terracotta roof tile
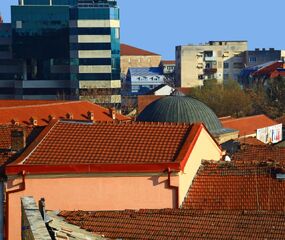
[237,137,265,146]
[121,44,160,56]
[0,100,64,108]
[161,60,176,65]
[0,101,129,126]
[221,114,278,136]
[183,161,285,211]
[12,121,199,166]
[58,209,285,239]
[232,145,285,163]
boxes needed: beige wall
[121,55,162,75]
[178,128,222,206]
[7,173,177,239]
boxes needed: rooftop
[221,114,278,136]
[0,100,129,126]
[7,121,211,174]
[128,67,163,76]
[183,161,285,211]
[121,44,160,56]
[58,209,285,239]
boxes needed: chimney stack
[48,115,55,122]
[87,111,94,121]
[109,108,116,120]
[11,128,26,152]
[11,118,19,126]
[66,113,73,120]
[30,117,37,126]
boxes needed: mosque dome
[137,94,223,133]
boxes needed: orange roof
[183,161,285,211]
[161,60,176,65]
[238,137,265,146]
[137,95,162,114]
[59,209,285,240]
[221,114,278,136]
[121,44,160,56]
[0,101,129,126]
[6,121,215,174]
[0,100,65,108]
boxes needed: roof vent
[87,111,94,121]
[11,128,26,152]
[48,115,55,122]
[109,108,116,120]
[276,173,285,180]
[30,117,38,126]
[66,113,73,120]
[11,118,20,126]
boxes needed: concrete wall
[8,173,177,240]
[179,128,222,205]
[121,55,162,75]
[246,49,284,67]
[176,41,248,88]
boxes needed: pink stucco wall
[8,174,177,240]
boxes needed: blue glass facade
[4,0,121,104]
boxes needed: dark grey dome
[137,96,223,132]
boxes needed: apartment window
[16,21,22,29]
[115,28,120,39]
[249,56,257,62]
[233,62,244,69]
[204,51,213,57]
[198,74,204,80]
[224,62,229,69]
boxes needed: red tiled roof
[221,114,278,136]
[237,137,265,146]
[7,121,212,174]
[0,100,64,108]
[232,144,285,163]
[183,161,285,211]
[121,44,160,56]
[161,60,176,65]
[137,95,162,114]
[59,209,285,239]
[252,61,284,77]
[0,101,129,126]
[0,124,35,150]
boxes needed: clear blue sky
[1,0,285,59]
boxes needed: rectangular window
[115,28,120,39]
[16,21,22,29]
[224,62,229,69]
[249,56,257,62]
[0,45,10,52]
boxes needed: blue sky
[1,0,285,59]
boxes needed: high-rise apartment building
[0,0,121,107]
[176,41,248,88]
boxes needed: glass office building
[0,0,121,107]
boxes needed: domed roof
[137,96,223,132]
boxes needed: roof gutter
[6,163,181,176]
[5,170,26,240]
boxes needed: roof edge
[5,163,181,175]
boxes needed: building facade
[120,44,161,76]
[246,48,285,67]
[125,67,165,95]
[176,41,248,88]
[0,0,121,108]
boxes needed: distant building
[246,48,285,67]
[239,61,285,86]
[125,67,165,95]
[120,44,161,76]
[176,41,248,87]
[0,0,121,108]
[160,60,176,75]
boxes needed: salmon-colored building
[5,120,222,239]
